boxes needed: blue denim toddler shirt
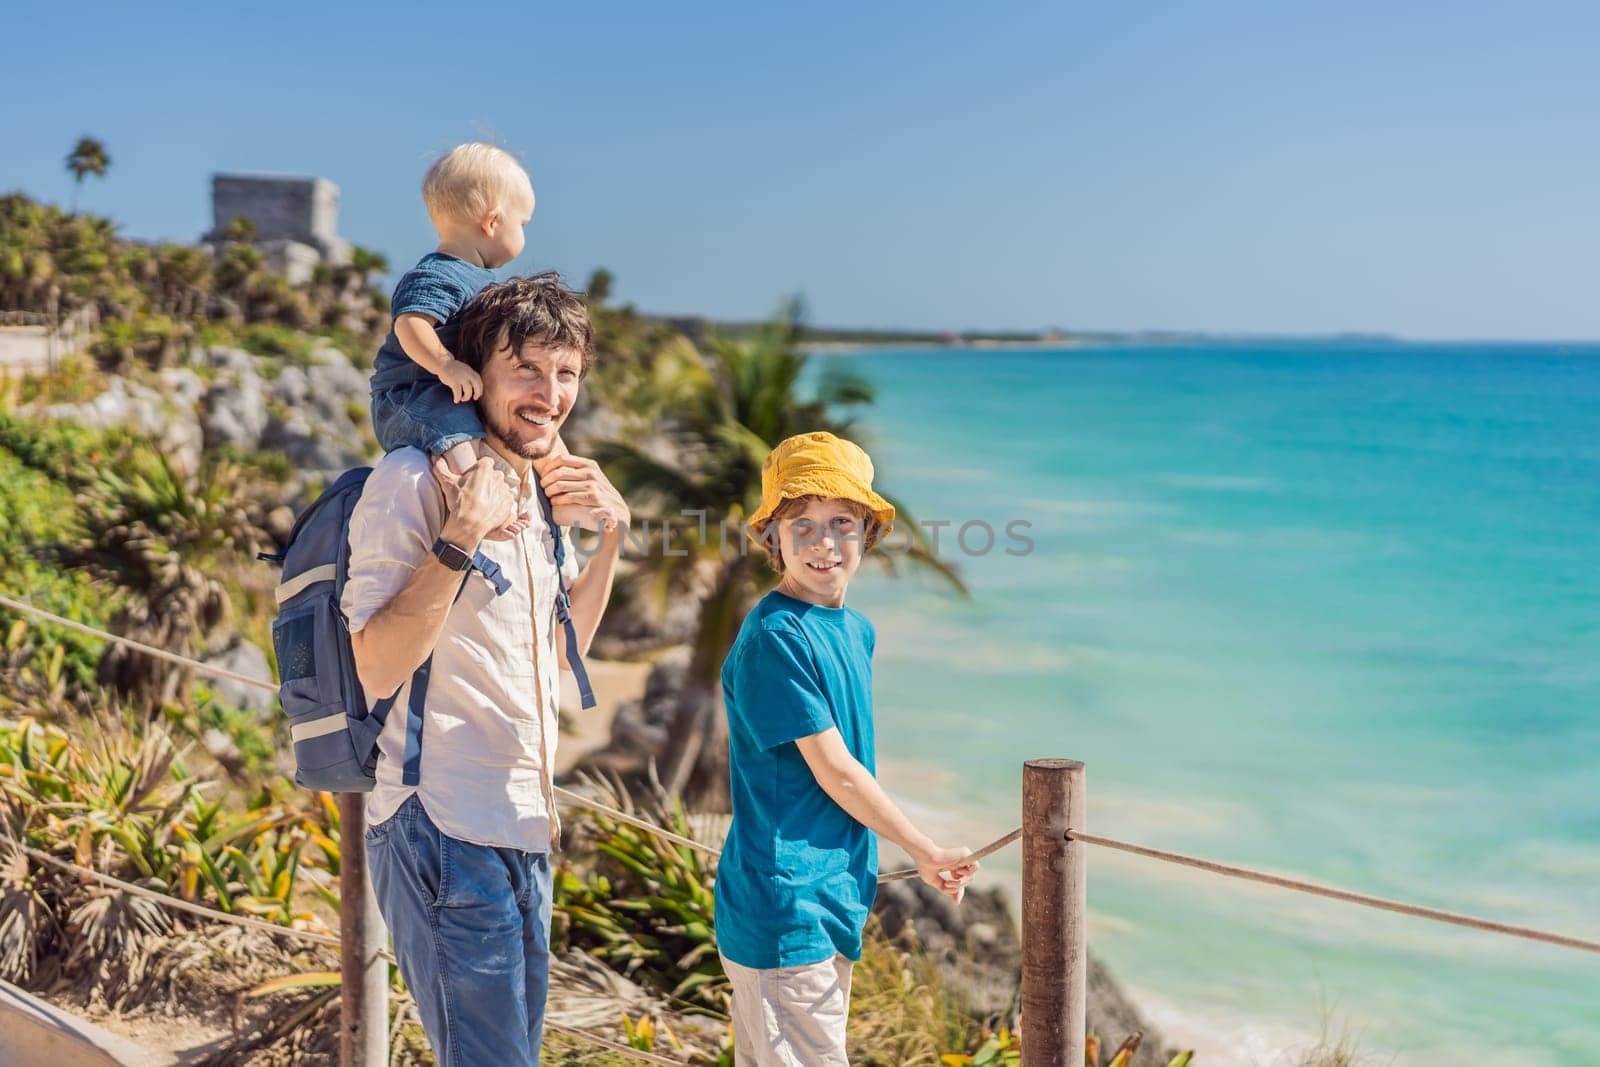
[370,252,496,393]
[368,253,497,454]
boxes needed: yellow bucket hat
[748,431,895,538]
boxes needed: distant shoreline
[801,334,1600,354]
[801,336,1091,353]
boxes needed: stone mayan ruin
[204,174,352,285]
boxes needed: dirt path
[556,657,651,775]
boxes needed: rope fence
[2,835,347,952]
[6,594,1600,1066]
[1066,828,1600,955]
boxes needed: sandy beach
[555,658,652,776]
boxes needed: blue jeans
[371,379,485,456]
[365,795,553,1066]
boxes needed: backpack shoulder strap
[533,481,596,709]
[365,563,492,786]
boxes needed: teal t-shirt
[714,590,878,969]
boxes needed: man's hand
[534,454,630,534]
[438,358,483,404]
[435,456,517,548]
[914,844,978,905]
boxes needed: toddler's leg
[439,440,479,480]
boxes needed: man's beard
[484,406,559,460]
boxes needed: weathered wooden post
[338,793,388,1066]
[1021,759,1086,1066]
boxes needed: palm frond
[591,440,719,515]
[814,362,876,408]
[871,491,970,596]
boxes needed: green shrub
[238,323,315,364]
[553,782,726,1014]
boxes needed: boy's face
[479,337,582,460]
[480,185,535,268]
[775,496,867,609]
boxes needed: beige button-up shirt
[342,447,577,853]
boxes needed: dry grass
[542,1030,638,1065]
[846,916,981,1066]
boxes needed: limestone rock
[200,637,276,716]
[201,363,267,451]
[264,505,296,546]
[38,375,202,475]
[872,879,1179,1066]
[605,646,690,759]
[261,408,366,473]
[157,367,207,411]
[201,345,257,375]
[258,348,373,475]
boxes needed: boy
[369,142,537,535]
[715,431,977,1066]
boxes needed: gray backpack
[260,467,508,791]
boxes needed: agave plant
[0,713,338,989]
[0,839,52,982]
[941,1028,1195,1067]
[553,775,726,1014]
[71,447,266,706]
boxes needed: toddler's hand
[438,359,483,404]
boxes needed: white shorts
[720,952,854,1066]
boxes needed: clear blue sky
[4,2,1596,339]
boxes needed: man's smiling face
[480,336,582,460]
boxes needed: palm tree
[586,268,614,306]
[65,137,110,215]
[593,301,965,811]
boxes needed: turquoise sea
[818,341,1600,1065]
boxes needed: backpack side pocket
[272,593,367,790]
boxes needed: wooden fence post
[1021,759,1086,1066]
[339,793,388,1066]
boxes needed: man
[343,272,629,1065]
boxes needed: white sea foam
[1131,989,1328,1067]
[1137,982,1568,1067]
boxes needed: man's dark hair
[454,271,595,375]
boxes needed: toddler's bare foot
[484,511,532,541]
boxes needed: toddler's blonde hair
[421,143,532,228]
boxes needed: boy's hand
[438,358,483,404]
[915,844,978,905]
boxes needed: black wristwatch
[431,538,473,572]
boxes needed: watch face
[435,540,471,570]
